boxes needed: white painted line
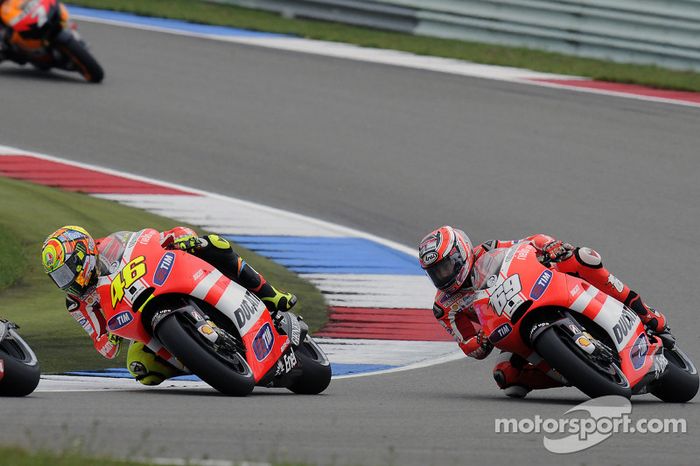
[304,274,434,308]
[316,338,456,367]
[36,375,210,392]
[135,458,269,466]
[93,194,346,237]
[333,349,464,380]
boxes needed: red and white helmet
[418,226,474,293]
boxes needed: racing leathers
[431,234,668,395]
[65,227,297,385]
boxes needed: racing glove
[538,240,574,264]
[95,333,123,359]
[459,329,494,360]
[160,227,200,252]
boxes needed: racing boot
[238,264,297,315]
[257,283,297,315]
[492,352,563,398]
[625,292,668,334]
[127,341,185,386]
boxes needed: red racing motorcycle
[472,243,698,401]
[96,229,331,396]
[0,0,103,82]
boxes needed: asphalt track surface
[1,21,700,466]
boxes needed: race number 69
[489,275,523,318]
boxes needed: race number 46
[489,274,523,318]
[111,256,147,307]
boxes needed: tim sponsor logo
[489,323,512,344]
[107,311,133,331]
[253,323,275,361]
[530,270,553,300]
[153,252,175,286]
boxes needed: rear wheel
[155,314,254,396]
[0,332,40,397]
[534,326,631,399]
[650,347,698,402]
[54,33,104,83]
[288,337,331,395]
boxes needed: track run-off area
[1,8,699,466]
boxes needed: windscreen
[96,231,135,275]
[471,248,508,290]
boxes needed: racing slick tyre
[649,347,698,403]
[288,338,331,395]
[534,326,631,399]
[54,32,104,83]
[0,331,40,397]
[155,314,255,396]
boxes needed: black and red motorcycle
[0,0,103,82]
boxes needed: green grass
[67,0,700,92]
[0,446,314,466]
[0,447,147,466]
[0,177,327,373]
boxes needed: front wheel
[54,32,104,83]
[0,330,40,397]
[649,347,698,403]
[288,337,331,395]
[155,314,255,396]
[533,326,631,399]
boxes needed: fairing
[96,229,290,382]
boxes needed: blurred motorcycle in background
[0,0,103,82]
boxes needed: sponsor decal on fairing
[529,269,553,300]
[612,307,638,345]
[153,252,176,286]
[629,333,649,370]
[252,323,275,361]
[233,293,265,334]
[107,311,134,331]
[489,323,512,344]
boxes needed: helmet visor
[48,262,76,290]
[425,253,463,290]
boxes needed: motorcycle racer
[418,226,669,398]
[41,225,297,385]
[0,0,23,64]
